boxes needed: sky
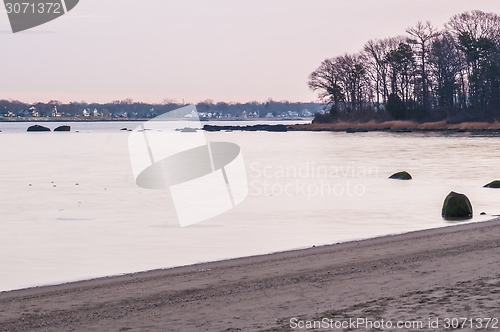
[1,0,500,104]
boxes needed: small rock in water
[54,125,71,132]
[27,124,50,132]
[480,212,486,215]
[29,183,31,186]
[53,185,56,187]
[75,183,79,186]
[389,171,412,180]
[483,180,500,188]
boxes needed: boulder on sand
[483,180,500,188]
[27,125,50,132]
[388,171,412,180]
[441,191,473,220]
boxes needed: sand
[1,218,500,331]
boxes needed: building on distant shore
[51,105,61,117]
[29,106,39,117]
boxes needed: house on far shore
[29,106,39,117]
[51,105,61,117]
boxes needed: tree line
[0,98,321,119]
[308,10,500,122]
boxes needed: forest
[308,10,500,123]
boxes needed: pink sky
[1,0,500,104]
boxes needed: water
[0,121,499,291]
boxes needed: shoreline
[289,120,500,132]
[0,218,489,294]
[4,119,500,134]
[2,217,500,331]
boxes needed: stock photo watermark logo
[249,162,378,199]
[128,105,248,227]
[4,0,79,33]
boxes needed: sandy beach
[1,218,500,331]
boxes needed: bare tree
[308,53,369,116]
[446,10,500,41]
[336,54,368,113]
[446,11,500,116]
[363,36,405,108]
[309,10,500,122]
[406,21,440,112]
[429,32,463,116]
[308,58,345,113]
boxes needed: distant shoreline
[0,117,311,123]
[288,120,500,132]
[204,120,500,133]
[4,118,500,133]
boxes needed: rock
[346,129,367,133]
[480,212,486,215]
[441,191,473,220]
[120,127,129,131]
[389,171,412,180]
[27,125,51,132]
[267,124,287,132]
[203,124,287,132]
[483,180,500,188]
[54,125,71,132]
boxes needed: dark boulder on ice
[483,180,500,188]
[388,171,412,180]
[441,191,473,220]
[27,125,51,132]
[54,125,71,132]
